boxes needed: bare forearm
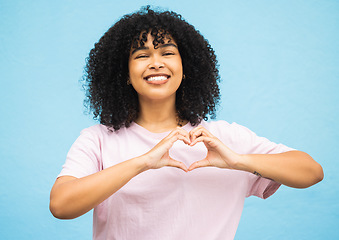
[236,150,323,188]
[50,127,192,220]
[50,157,147,219]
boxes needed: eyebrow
[131,43,178,55]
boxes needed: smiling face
[128,32,183,103]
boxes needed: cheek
[128,62,141,79]
[175,58,183,74]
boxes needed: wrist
[233,154,252,172]
[131,155,150,173]
[235,154,265,177]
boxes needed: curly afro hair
[83,6,221,131]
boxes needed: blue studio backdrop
[1,0,338,239]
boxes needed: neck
[135,97,186,133]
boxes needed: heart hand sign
[142,125,242,172]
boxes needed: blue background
[1,0,338,239]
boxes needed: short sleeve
[58,127,103,179]
[246,174,281,199]
[228,122,295,155]
[213,121,295,199]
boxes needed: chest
[99,131,250,203]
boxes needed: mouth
[144,74,170,84]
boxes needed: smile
[144,75,170,84]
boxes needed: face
[128,33,183,102]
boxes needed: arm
[237,150,323,188]
[188,126,324,189]
[50,127,190,219]
[50,157,146,219]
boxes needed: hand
[142,127,190,172]
[188,125,241,171]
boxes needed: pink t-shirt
[58,120,294,240]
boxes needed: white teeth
[146,76,168,81]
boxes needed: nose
[149,55,164,69]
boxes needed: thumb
[188,158,211,171]
[167,157,188,172]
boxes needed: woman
[50,6,323,240]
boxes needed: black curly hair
[83,6,220,131]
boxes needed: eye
[163,52,175,56]
[135,54,149,59]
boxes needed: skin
[50,33,324,220]
[187,125,324,188]
[128,33,185,132]
[128,36,183,102]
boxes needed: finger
[188,125,202,142]
[190,135,205,146]
[177,128,191,144]
[166,128,191,145]
[188,158,211,171]
[151,134,191,164]
[166,133,190,146]
[167,158,188,172]
[169,126,189,136]
[189,126,213,143]
[174,134,191,145]
[190,135,214,147]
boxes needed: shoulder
[78,124,137,141]
[80,124,109,135]
[77,124,124,143]
[78,124,108,139]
